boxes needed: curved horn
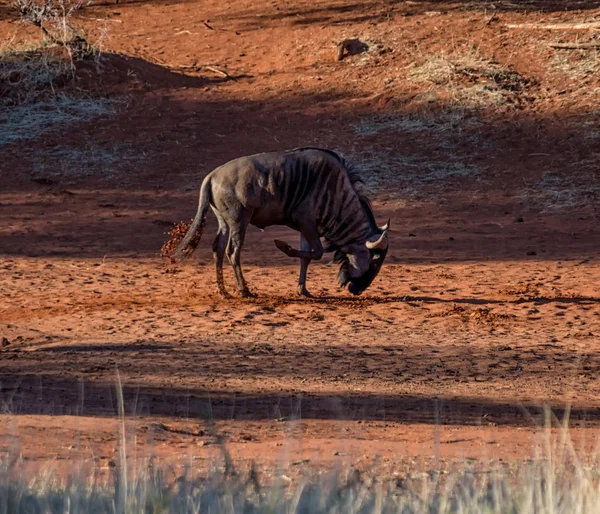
[379,219,390,231]
[366,230,388,250]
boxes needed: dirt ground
[1,0,600,480]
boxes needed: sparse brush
[0,46,73,106]
[0,0,112,141]
[13,0,94,58]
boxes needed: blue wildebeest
[172,147,390,297]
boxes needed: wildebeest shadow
[228,293,600,307]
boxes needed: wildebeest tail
[172,178,212,260]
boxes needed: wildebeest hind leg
[212,210,230,297]
[226,210,255,298]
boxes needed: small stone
[1,338,9,347]
[515,216,524,223]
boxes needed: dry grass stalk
[507,22,600,30]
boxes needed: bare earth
[1,0,599,479]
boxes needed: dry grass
[351,109,492,152]
[30,140,141,178]
[352,111,471,138]
[0,94,119,146]
[551,49,600,93]
[2,410,600,513]
[520,171,600,212]
[351,149,480,200]
[408,47,532,110]
[0,40,74,107]
[351,109,484,199]
[1,2,113,146]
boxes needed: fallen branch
[507,22,600,30]
[79,16,123,23]
[202,64,231,78]
[550,42,600,49]
[170,62,234,79]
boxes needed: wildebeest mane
[291,146,365,191]
[292,147,378,275]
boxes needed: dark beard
[334,250,351,288]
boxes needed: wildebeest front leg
[298,235,312,297]
[274,227,323,296]
[274,237,324,261]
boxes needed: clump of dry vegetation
[520,171,600,212]
[551,48,600,93]
[0,42,72,106]
[0,0,120,145]
[13,0,94,57]
[349,148,480,200]
[408,48,534,110]
[1,0,94,106]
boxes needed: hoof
[240,289,257,299]
[297,286,313,298]
[218,289,232,299]
[274,239,293,255]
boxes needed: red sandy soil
[1,0,599,480]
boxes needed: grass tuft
[0,94,119,145]
[521,171,600,212]
[551,49,600,92]
[30,140,142,178]
[0,44,73,107]
[408,48,533,110]
[351,149,480,200]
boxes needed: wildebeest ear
[379,219,390,232]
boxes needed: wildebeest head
[334,220,389,296]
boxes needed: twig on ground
[170,62,234,79]
[550,42,600,49]
[507,22,600,30]
[484,14,498,27]
[202,65,231,78]
[79,16,122,23]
